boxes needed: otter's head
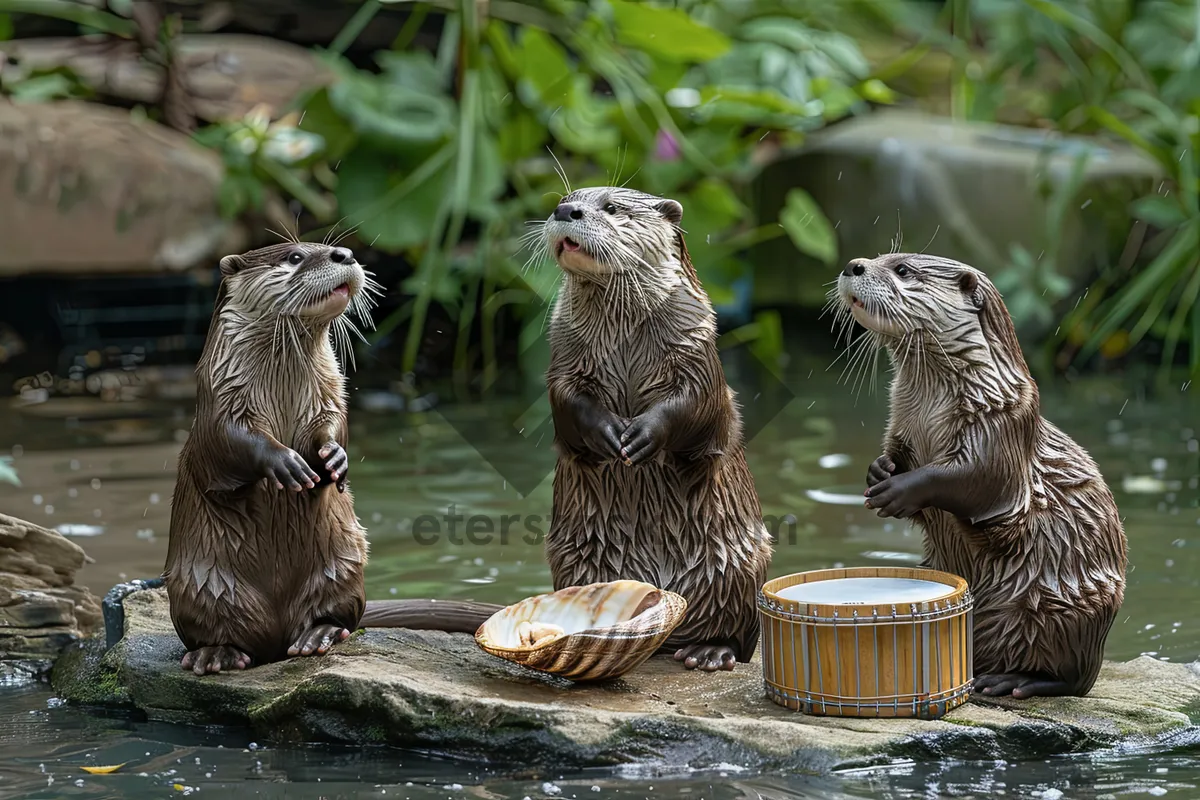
[542,187,685,280]
[834,253,1024,373]
[217,242,377,328]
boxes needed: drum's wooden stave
[758,567,974,720]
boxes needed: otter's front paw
[319,442,348,493]
[866,454,896,488]
[620,410,667,466]
[263,446,320,492]
[578,407,626,459]
[864,470,927,519]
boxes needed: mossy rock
[51,588,1200,773]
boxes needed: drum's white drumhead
[776,577,952,605]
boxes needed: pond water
[1,332,1199,798]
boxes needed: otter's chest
[254,372,341,445]
[558,318,682,405]
[888,381,962,466]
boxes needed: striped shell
[474,580,688,682]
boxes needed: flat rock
[52,588,1200,773]
[0,513,101,666]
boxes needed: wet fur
[832,253,1128,698]
[164,241,385,670]
[534,187,773,669]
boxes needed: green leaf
[9,72,76,102]
[336,146,453,251]
[375,50,446,96]
[0,13,12,41]
[858,78,895,104]
[298,87,358,161]
[497,109,547,164]
[1131,195,1188,229]
[549,96,620,155]
[466,130,506,221]
[517,27,573,105]
[328,72,455,148]
[779,188,838,266]
[609,0,731,63]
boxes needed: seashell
[475,580,688,682]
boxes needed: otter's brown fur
[164,241,500,675]
[164,241,383,674]
[538,187,773,672]
[833,252,1128,699]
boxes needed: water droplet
[90,479,101,490]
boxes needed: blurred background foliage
[3,0,1200,381]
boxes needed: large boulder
[0,101,242,277]
[752,109,1161,340]
[0,513,101,680]
[53,587,1200,773]
[1,34,331,123]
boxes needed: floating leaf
[779,188,838,266]
[81,763,127,775]
[609,0,731,63]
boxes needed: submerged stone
[52,588,1200,773]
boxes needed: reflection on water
[1,342,1199,797]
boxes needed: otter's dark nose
[843,259,867,277]
[330,247,354,264]
[553,202,584,222]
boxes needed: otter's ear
[219,254,248,278]
[656,198,683,224]
[959,271,982,308]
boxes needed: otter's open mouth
[307,283,351,309]
[851,296,865,309]
[555,237,582,257]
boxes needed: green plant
[292,0,906,384]
[952,0,1200,376]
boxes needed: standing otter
[539,187,774,672]
[833,253,1127,699]
[164,241,499,675]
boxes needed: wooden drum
[758,567,973,720]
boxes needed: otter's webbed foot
[263,445,321,492]
[974,672,1073,699]
[182,645,252,675]
[318,442,348,493]
[287,624,351,657]
[864,468,928,519]
[673,643,737,672]
[866,454,896,489]
[620,408,668,466]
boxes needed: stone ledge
[51,588,1200,774]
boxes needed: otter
[539,186,774,672]
[833,253,1128,699]
[162,241,500,675]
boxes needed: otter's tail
[359,599,503,634]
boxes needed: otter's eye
[603,203,617,215]
[895,264,910,277]
[288,252,304,266]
